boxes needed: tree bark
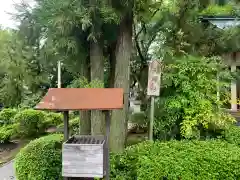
[108,44,116,88]
[80,56,91,135]
[110,12,133,153]
[90,40,105,135]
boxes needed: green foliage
[217,27,240,53]
[69,111,79,119]
[45,112,63,127]
[70,117,80,134]
[0,124,18,143]
[0,30,29,107]
[223,125,240,145]
[68,77,104,88]
[130,112,148,130]
[152,55,235,139]
[200,4,237,16]
[111,140,240,179]
[14,109,47,138]
[151,97,180,140]
[0,108,18,126]
[15,134,63,180]
[0,28,50,108]
[19,93,43,109]
[57,117,80,135]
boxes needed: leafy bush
[69,111,79,119]
[70,117,80,134]
[45,112,63,127]
[19,92,43,108]
[152,55,235,139]
[57,117,80,135]
[129,112,148,132]
[223,125,240,145]
[68,77,104,88]
[15,134,63,180]
[111,140,240,180]
[0,108,18,126]
[0,124,18,143]
[14,109,47,137]
[200,4,235,16]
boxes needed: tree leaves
[160,55,235,139]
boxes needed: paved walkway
[0,161,15,180]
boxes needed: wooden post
[58,61,61,88]
[63,111,69,180]
[149,96,155,141]
[63,111,69,142]
[216,72,220,110]
[217,73,220,102]
[231,64,237,111]
[104,111,110,180]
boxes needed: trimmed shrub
[45,112,63,127]
[57,117,80,135]
[15,134,63,180]
[0,124,18,143]
[224,125,240,145]
[70,117,80,134]
[0,108,18,126]
[14,109,47,137]
[111,140,240,179]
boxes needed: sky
[0,0,35,28]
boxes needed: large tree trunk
[90,40,105,135]
[108,43,116,88]
[110,12,133,153]
[80,56,91,135]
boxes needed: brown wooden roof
[35,88,124,110]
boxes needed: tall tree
[108,0,134,152]
[88,0,105,135]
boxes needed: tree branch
[135,8,161,39]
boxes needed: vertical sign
[147,60,161,96]
[147,60,162,141]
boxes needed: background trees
[0,0,239,151]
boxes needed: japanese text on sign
[147,60,161,96]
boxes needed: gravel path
[0,161,15,180]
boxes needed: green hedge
[15,136,240,180]
[15,134,63,180]
[45,112,63,126]
[57,117,79,135]
[0,108,18,126]
[111,140,240,179]
[0,124,18,143]
[223,125,240,145]
[14,109,47,137]
[130,112,148,131]
[200,4,236,16]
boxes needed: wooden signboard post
[147,60,162,141]
[35,88,124,180]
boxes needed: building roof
[35,88,124,111]
[199,15,240,29]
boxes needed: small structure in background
[200,15,240,120]
[35,88,124,180]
